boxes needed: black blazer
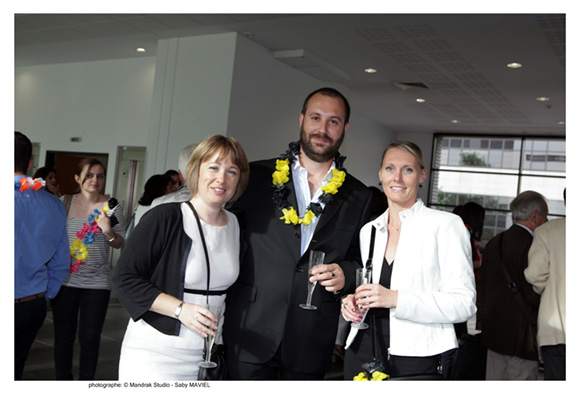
[224,158,372,374]
[476,224,541,360]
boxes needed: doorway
[45,151,109,196]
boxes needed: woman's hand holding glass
[342,294,363,323]
[354,284,399,310]
[178,303,218,338]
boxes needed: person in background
[165,169,180,193]
[113,135,249,380]
[524,189,566,380]
[33,166,62,197]
[224,87,372,379]
[453,201,485,339]
[341,141,476,379]
[151,144,198,207]
[133,173,174,226]
[476,190,548,380]
[14,132,69,380]
[51,158,125,380]
[455,202,485,278]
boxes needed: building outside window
[429,135,565,246]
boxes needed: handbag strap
[366,226,376,270]
[186,201,211,305]
[366,226,380,361]
[497,232,536,326]
[63,194,73,216]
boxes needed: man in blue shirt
[14,131,70,380]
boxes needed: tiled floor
[20,294,344,380]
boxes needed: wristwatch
[174,301,184,319]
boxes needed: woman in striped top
[51,158,125,380]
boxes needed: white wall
[15,56,156,195]
[145,33,238,177]
[14,32,394,199]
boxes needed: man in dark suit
[476,190,548,380]
[224,87,372,379]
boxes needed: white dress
[118,205,240,381]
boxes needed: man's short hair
[510,190,547,222]
[15,131,32,174]
[300,87,351,124]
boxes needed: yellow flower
[272,171,289,186]
[353,372,368,381]
[371,371,389,381]
[71,238,83,250]
[276,159,290,172]
[332,169,346,185]
[321,181,339,195]
[301,210,316,225]
[272,159,290,186]
[321,169,345,194]
[280,207,301,225]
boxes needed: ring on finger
[331,272,335,277]
[195,314,200,320]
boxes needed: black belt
[184,288,228,296]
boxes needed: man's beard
[299,125,345,163]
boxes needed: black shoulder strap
[186,201,211,305]
[366,225,376,270]
[497,232,536,325]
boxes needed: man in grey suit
[224,87,372,379]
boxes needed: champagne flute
[351,268,372,329]
[199,304,221,368]
[299,250,325,310]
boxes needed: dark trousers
[227,345,326,380]
[15,297,47,380]
[50,286,110,380]
[541,344,566,380]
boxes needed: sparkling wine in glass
[199,304,221,368]
[299,250,325,310]
[351,268,372,329]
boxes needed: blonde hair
[186,135,249,202]
[381,141,425,169]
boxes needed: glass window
[430,135,565,245]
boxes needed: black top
[112,203,192,336]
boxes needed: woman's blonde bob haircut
[186,135,250,202]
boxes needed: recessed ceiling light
[451,120,460,124]
[364,68,377,74]
[556,120,565,125]
[416,98,426,103]
[136,48,146,53]
[536,97,550,102]
[507,62,522,68]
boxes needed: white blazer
[344,199,476,357]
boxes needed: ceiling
[14,13,566,137]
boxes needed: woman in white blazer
[342,141,476,379]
